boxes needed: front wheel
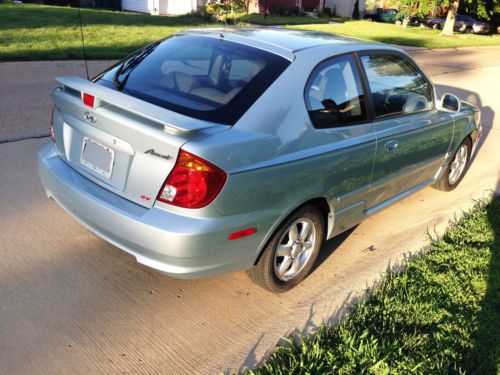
[433,137,472,191]
[247,206,324,293]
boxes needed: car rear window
[94,35,291,125]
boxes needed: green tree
[397,0,418,27]
[440,0,499,36]
[441,0,459,36]
[206,0,245,20]
[404,0,499,36]
[399,0,441,27]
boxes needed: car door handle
[384,140,399,153]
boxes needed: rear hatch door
[52,76,227,208]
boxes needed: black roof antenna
[77,6,90,80]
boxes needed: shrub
[288,5,300,16]
[191,5,217,22]
[269,3,280,15]
[206,0,245,20]
[352,0,360,19]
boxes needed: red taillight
[50,106,55,143]
[157,150,227,209]
[82,93,95,108]
[228,228,257,241]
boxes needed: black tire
[432,23,441,30]
[465,27,473,34]
[247,205,324,293]
[433,137,472,192]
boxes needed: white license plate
[80,137,115,179]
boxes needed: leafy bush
[352,0,360,19]
[206,0,245,19]
[268,4,280,16]
[288,5,300,16]
[190,5,216,22]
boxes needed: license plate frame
[80,137,115,179]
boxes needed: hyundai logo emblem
[84,111,96,124]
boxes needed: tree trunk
[402,16,409,28]
[296,0,303,12]
[442,0,459,36]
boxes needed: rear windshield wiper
[113,41,161,91]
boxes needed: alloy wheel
[449,144,468,185]
[273,218,317,281]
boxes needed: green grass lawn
[250,197,500,374]
[288,21,500,49]
[0,3,206,60]
[2,4,500,61]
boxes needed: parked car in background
[39,29,481,292]
[424,16,445,30]
[364,8,399,23]
[364,8,421,26]
[426,14,491,34]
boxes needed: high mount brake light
[157,150,227,209]
[82,93,95,108]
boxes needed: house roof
[179,27,382,60]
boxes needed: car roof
[179,27,386,60]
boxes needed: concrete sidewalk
[0,48,499,374]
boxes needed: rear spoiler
[55,76,219,133]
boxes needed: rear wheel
[433,137,472,191]
[248,206,324,293]
[432,23,441,30]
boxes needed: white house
[121,0,364,18]
[252,0,366,19]
[322,0,365,18]
[122,0,204,15]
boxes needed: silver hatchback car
[38,28,481,292]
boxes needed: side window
[360,54,433,118]
[305,54,368,129]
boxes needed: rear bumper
[38,143,270,279]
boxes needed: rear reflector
[82,93,95,108]
[228,228,257,241]
[157,150,227,209]
[50,106,55,143]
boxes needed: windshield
[94,35,291,125]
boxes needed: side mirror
[438,93,461,113]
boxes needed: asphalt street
[0,47,499,374]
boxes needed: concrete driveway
[0,47,499,374]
